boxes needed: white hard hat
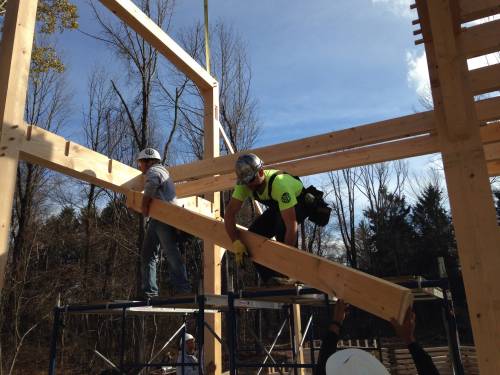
[136,148,161,161]
[180,333,195,346]
[325,348,389,375]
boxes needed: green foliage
[363,187,415,277]
[411,184,457,278]
[37,0,78,34]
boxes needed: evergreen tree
[411,184,457,279]
[363,187,415,277]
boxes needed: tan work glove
[233,239,248,267]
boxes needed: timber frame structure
[1,0,500,373]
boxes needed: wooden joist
[98,0,216,90]
[469,63,500,96]
[459,0,500,23]
[176,121,500,197]
[125,191,414,323]
[462,18,500,59]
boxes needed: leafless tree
[172,21,261,160]
[328,168,361,268]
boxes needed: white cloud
[371,0,413,18]
[406,50,430,98]
[467,52,500,70]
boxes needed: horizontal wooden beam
[488,160,500,176]
[459,0,500,23]
[170,112,436,182]
[125,190,414,323]
[98,0,216,90]
[462,18,500,59]
[469,63,500,96]
[170,96,500,183]
[16,123,212,215]
[177,121,500,197]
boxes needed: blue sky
[58,0,429,147]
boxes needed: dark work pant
[248,202,308,282]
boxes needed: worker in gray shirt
[137,148,191,298]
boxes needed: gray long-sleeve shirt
[143,164,178,204]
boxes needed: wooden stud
[0,0,38,290]
[125,190,414,323]
[461,18,500,59]
[99,0,216,90]
[426,0,500,372]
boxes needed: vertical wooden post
[203,84,222,375]
[0,0,39,290]
[424,1,500,373]
[292,304,305,375]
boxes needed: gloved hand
[233,239,248,267]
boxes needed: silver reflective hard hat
[136,148,161,161]
[235,153,263,185]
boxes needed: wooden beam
[0,0,38,290]
[176,121,500,197]
[459,0,500,23]
[462,18,500,59]
[98,0,216,90]
[292,304,305,375]
[476,95,500,122]
[484,141,500,161]
[426,0,500,372]
[488,160,500,175]
[202,85,222,375]
[469,63,500,96]
[16,124,212,216]
[169,111,435,181]
[170,95,500,183]
[125,191,414,323]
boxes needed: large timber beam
[176,121,500,197]
[424,0,500,372]
[462,18,500,59]
[16,123,213,215]
[98,0,216,90]
[0,0,39,290]
[202,84,222,374]
[169,95,500,183]
[169,111,435,182]
[125,191,414,324]
[459,0,500,23]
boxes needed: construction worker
[224,153,311,285]
[176,333,216,375]
[137,148,191,298]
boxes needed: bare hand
[391,307,416,345]
[333,299,349,323]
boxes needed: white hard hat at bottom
[325,348,389,375]
[179,333,195,346]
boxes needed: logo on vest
[281,192,291,203]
